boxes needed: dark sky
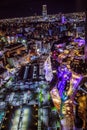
[0,0,86,19]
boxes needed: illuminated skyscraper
[42,5,47,17]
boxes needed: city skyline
[0,0,86,19]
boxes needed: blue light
[61,92,68,102]
[57,65,71,100]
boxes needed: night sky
[0,0,86,19]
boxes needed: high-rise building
[42,5,47,17]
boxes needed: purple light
[61,15,65,24]
[74,38,85,46]
[57,65,71,99]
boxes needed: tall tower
[42,5,47,17]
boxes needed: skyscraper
[42,5,47,17]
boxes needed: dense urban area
[0,6,87,130]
